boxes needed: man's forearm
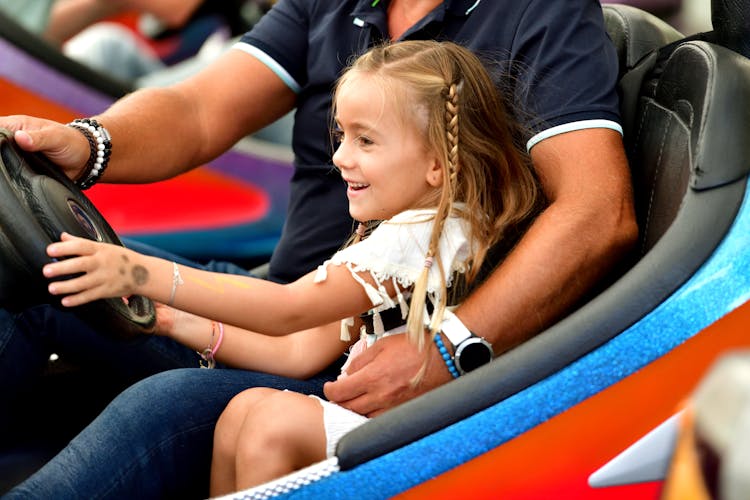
[93,50,297,185]
[456,128,638,352]
[456,199,635,352]
[93,86,208,184]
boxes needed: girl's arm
[45,233,385,336]
[159,305,348,379]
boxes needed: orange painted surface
[400,300,750,500]
[0,77,77,122]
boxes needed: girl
[43,40,541,495]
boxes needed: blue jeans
[3,367,339,499]
[0,239,340,498]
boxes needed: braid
[445,83,460,190]
[405,81,461,360]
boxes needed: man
[1,0,636,497]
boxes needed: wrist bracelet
[168,261,184,306]
[67,118,112,190]
[199,321,224,369]
[434,332,460,379]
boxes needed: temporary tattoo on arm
[186,274,252,293]
[132,265,149,286]
[119,254,128,276]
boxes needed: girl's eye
[332,126,344,145]
[356,136,373,146]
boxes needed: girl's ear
[425,157,443,188]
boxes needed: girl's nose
[332,142,351,170]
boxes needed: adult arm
[458,128,637,343]
[324,127,638,416]
[43,0,205,44]
[1,48,296,183]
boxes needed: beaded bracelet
[67,118,112,190]
[199,321,225,369]
[434,332,460,379]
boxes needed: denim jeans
[3,367,339,500]
[0,239,340,499]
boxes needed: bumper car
[222,2,750,498]
[3,0,750,498]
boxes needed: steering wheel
[0,128,155,338]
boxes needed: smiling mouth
[347,182,370,191]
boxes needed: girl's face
[332,75,442,222]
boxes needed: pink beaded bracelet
[199,321,224,369]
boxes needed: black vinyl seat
[336,2,750,469]
[603,3,683,77]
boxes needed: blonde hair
[334,41,542,358]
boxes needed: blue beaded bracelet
[434,333,460,379]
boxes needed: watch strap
[440,309,473,348]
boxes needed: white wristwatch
[440,310,494,374]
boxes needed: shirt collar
[350,0,482,25]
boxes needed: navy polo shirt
[235,0,621,283]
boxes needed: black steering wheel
[0,128,155,338]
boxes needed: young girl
[43,40,541,495]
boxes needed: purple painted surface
[0,38,113,115]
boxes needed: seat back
[603,3,683,77]
[711,0,750,59]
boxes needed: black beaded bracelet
[67,118,112,190]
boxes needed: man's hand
[323,333,453,417]
[0,115,90,179]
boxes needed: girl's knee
[227,387,280,410]
[215,388,280,445]
[236,392,325,462]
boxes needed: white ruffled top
[313,208,471,340]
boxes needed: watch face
[455,339,493,373]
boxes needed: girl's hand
[153,302,216,354]
[44,232,148,307]
[153,302,204,337]
[153,302,178,336]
